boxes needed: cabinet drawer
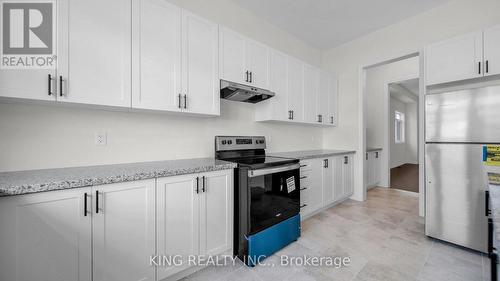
[300,160,313,172]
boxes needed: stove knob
[222,140,227,145]
[228,140,232,145]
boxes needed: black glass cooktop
[228,156,298,169]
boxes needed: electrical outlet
[94,132,107,146]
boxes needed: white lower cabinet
[366,150,381,188]
[0,188,92,281]
[92,180,156,281]
[299,159,323,217]
[299,154,355,219]
[156,169,233,280]
[322,157,334,206]
[0,179,155,281]
[0,170,233,281]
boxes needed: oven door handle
[247,163,300,178]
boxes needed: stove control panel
[215,136,266,151]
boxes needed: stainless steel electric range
[215,136,301,266]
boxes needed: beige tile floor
[182,187,488,281]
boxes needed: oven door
[247,163,300,234]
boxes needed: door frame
[358,50,425,217]
[383,76,420,189]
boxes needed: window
[395,111,405,143]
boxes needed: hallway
[390,164,419,193]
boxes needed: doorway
[361,53,424,216]
[388,79,419,193]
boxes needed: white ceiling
[390,78,419,104]
[230,0,450,50]
[398,78,419,96]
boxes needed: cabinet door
[332,156,344,201]
[0,188,92,281]
[426,31,483,85]
[484,25,500,77]
[269,50,289,120]
[322,158,334,206]
[287,57,304,122]
[132,0,182,111]
[307,158,324,213]
[93,180,155,281]
[219,27,247,85]
[317,70,330,124]
[374,151,381,184]
[367,152,374,186]
[246,40,269,89]
[200,170,233,255]
[328,77,338,125]
[342,155,354,197]
[303,64,319,123]
[58,0,131,107]
[181,10,219,115]
[157,175,199,279]
[0,1,57,101]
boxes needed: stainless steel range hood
[220,80,275,103]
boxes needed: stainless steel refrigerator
[425,84,500,253]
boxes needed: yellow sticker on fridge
[484,146,500,166]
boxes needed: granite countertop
[367,147,382,152]
[489,184,500,246]
[269,149,356,160]
[0,158,236,197]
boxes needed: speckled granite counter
[269,149,355,160]
[489,184,500,246]
[0,158,236,197]
[367,147,382,152]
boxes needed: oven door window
[248,169,300,234]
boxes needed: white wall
[0,0,323,172]
[365,57,419,149]
[406,102,418,164]
[321,0,500,201]
[390,97,408,168]
[365,57,419,187]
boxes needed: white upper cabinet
[92,180,155,281]
[132,0,182,111]
[255,52,337,126]
[58,0,132,107]
[303,64,319,123]
[328,77,338,125]
[181,10,219,115]
[132,1,219,115]
[484,25,500,77]
[255,50,289,121]
[219,27,269,88]
[0,2,57,101]
[246,40,270,89]
[317,70,337,126]
[426,31,483,85]
[219,27,248,85]
[287,57,304,122]
[317,70,330,125]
